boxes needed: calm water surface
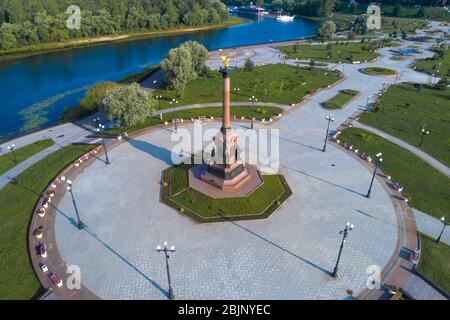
[0,17,318,141]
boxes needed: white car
[40,264,48,273]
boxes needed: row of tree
[346,0,447,6]
[223,0,337,17]
[296,0,337,17]
[225,0,448,17]
[0,0,229,50]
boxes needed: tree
[296,0,336,17]
[0,1,229,50]
[417,7,426,18]
[317,20,336,42]
[354,14,368,35]
[34,11,53,42]
[0,23,17,50]
[165,2,179,27]
[320,0,336,18]
[81,82,119,110]
[271,0,283,10]
[244,58,255,72]
[18,21,39,45]
[393,4,402,17]
[180,41,209,76]
[102,83,156,128]
[350,2,358,13]
[162,46,195,96]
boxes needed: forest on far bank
[0,0,229,50]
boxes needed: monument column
[221,69,231,131]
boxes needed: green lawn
[0,139,54,176]
[100,106,284,137]
[338,128,449,220]
[414,48,450,77]
[118,64,161,85]
[0,143,96,300]
[153,64,341,108]
[335,11,429,34]
[173,175,286,218]
[417,233,450,294]
[362,67,397,76]
[337,5,450,21]
[380,17,429,35]
[275,43,379,63]
[322,89,359,109]
[390,56,406,61]
[359,84,450,166]
[162,163,290,220]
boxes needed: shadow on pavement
[281,164,366,197]
[128,138,174,166]
[222,215,332,276]
[54,204,170,299]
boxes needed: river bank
[0,16,319,142]
[0,17,244,62]
[0,38,307,144]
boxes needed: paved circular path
[52,30,445,299]
[55,121,398,300]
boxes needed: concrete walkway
[0,115,105,190]
[153,101,291,116]
[413,208,450,246]
[403,273,447,300]
[353,122,449,177]
[0,144,62,190]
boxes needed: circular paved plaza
[53,37,437,300]
[55,116,399,299]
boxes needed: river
[0,16,318,142]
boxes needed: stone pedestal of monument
[190,63,262,198]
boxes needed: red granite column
[222,72,231,130]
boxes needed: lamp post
[62,177,84,230]
[170,99,179,132]
[323,114,335,152]
[367,152,383,198]
[364,96,371,114]
[249,96,258,108]
[419,128,430,147]
[155,95,163,110]
[436,217,449,244]
[7,144,16,162]
[394,74,399,85]
[96,124,110,165]
[233,87,240,98]
[156,242,176,300]
[332,222,354,278]
[93,116,100,124]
